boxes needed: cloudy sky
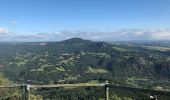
[1,0,170,41]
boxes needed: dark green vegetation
[30,86,170,100]
[0,38,170,99]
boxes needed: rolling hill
[0,38,170,90]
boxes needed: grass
[86,67,108,73]
[14,56,28,67]
[88,80,99,84]
[40,64,53,69]
[112,47,128,52]
[56,66,65,72]
[15,61,26,66]
[30,68,44,72]
[0,73,20,99]
[0,73,11,85]
[144,46,170,51]
[126,77,149,88]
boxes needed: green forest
[0,38,170,99]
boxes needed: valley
[0,38,170,99]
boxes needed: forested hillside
[0,38,170,90]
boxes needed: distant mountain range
[0,38,170,89]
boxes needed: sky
[0,0,170,41]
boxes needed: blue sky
[0,0,170,41]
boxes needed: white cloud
[53,32,62,35]
[102,29,170,41]
[0,27,9,36]
[150,29,170,40]
[2,28,170,41]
